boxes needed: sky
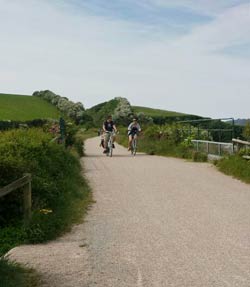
[0,0,250,118]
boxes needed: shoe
[112,144,115,148]
[103,149,108,154]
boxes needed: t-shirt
[103,120,115,132]
[128,123,141,135]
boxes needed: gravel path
[7,137,250,286]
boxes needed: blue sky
[0,0,250,118]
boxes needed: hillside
[86,98,203,127]
[132,106,187,118]
[0,93,61,121]
[234,119,250,126]
[86,97,132,126]
[132,105,203,125]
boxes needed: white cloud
[146,0,250,16]
[0,0,249,118]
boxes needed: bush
[192,151,208,162]
[0,128,91,254]
[33,90,86,123]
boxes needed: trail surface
[7,138,250,286]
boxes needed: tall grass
[216,155,250,184]
[0,259,39,287]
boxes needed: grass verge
[0,258,39,287]
[216,155,250,184]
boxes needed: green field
[0,93,61,121]
[132,106,187,117]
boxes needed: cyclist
[128,118,141,151]
[103,115,117,153]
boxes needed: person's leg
[128,135,133,150]
[104,132,110,152]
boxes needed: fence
[0,174,32,225]
[232,138,250,159]
[192,140,234,157]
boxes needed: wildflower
[39,208,53,215]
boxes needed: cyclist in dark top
[103,115,117,153]
[128,118,141,151]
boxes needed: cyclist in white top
[127,118,141,151]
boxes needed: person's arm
[103,123,106,132]
[137,123,142,132]
[128,123,132,131]
[113,124,118,132]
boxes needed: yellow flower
[39,208,53,215]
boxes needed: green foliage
[0,226,26,255]
[192,151,208,162]
[117,125,194,159]
[33,90,86,123]
[242,121,250,141]
[0,93,61,121]
[0,258,39,287]
[86,98,134,126]
[118,123,211,161]
[217,155,250,183]
[238,147,250,157]
[0,128,91,255]
[86,99,119,126]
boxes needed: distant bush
[0,119,49,131]
[33,90,89,124]
[113,97,133,125]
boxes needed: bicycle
[106,131,116,157]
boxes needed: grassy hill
[86,99,119,124]
[0,93,61,121]
[132,106,187,118]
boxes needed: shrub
[0,128,91,253]
[33,90,86,123]
[192,151,208,162]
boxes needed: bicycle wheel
[131,138,136,156]
[108,139,113,157]
[133,139,137,156]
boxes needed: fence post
[218,143,222,156]
[23,174,32,225]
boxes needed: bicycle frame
[106,131,115,157]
